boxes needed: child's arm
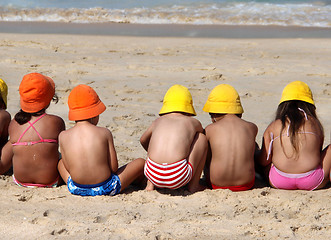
[58,159,70,183]
[256,132,272,167]
[107,130,118,173]
[57,132,70,183]
[0,111,11,148]
[0,141,13,174]
[204,140,212,188]
[193,119,204,134]
[140,123,154,151]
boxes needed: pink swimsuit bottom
[13,175,59,188]
[269,164,324,191]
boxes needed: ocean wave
[0,3,330,27]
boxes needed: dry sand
[0,33,330,239]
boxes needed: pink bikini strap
[286,121,290,137]
[16,113,47,142]
[297,108,320,137]
[298,108,308,120]
[268,109,317,161]
[267,132,274,161]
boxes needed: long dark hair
[14,93,59,125]
[14,109,45,125]
[275,100,323,155]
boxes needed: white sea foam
[0,2,330,27]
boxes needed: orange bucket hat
[68,84,106,121]
[19,73,55,113]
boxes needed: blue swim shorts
[67,174,121,196]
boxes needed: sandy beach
[0,30,330,239]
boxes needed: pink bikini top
[12,113,58,146]
[266,108,319,161]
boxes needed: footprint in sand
[17,194,32,202]
[201,74,223,82]
[121,97,133,102]
[93,215,109,223]
[50,228,68,236]
[322,89,331,96]
[241,92,252,98]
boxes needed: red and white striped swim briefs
[144,157,193,189]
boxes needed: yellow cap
[0,78,8,109]
[159,84,196,116]
[203,84,243,114]
[279,81,314,105]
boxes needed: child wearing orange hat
[256,81,331,190]
[140,84,207,193]
[0,73,65,187]
[203,84,258,191]
[58,84,145,196]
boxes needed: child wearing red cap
[58,84,145,196]
[0,73,65,187]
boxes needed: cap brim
[69,101,106,121]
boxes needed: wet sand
[1,21,331,38]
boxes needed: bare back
[205,115,257,186]
[141,113,203,164]
[263,117,323,173]
[59,121,117,185]
[9,114,65,184]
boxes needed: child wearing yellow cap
[140,84,207,193]
[256,81,331,190]
[203,84,258,191]
[0,79,11,148]
[57,84,145,196]
[0,73,65,187]
[0,78,12,174]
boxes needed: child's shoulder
[263,119,281,135]
[88,124,113,139]
[96,124,112,132]
[189,116,203,129]
[0,109,10,119]
[190,116,202,123]
[45,114,65,128]
[204,122,215,134]
[242,118,258,130]
[268,119,281,128]
[43,113,65,124]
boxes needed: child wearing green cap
[0,78,11,174]
[140,84,207,193]
[203,84,258,191]
[256,81,331,190]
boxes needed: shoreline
[1,21,331,38]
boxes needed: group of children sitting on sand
[0,73,330,196]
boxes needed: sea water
[0,0,330,28]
